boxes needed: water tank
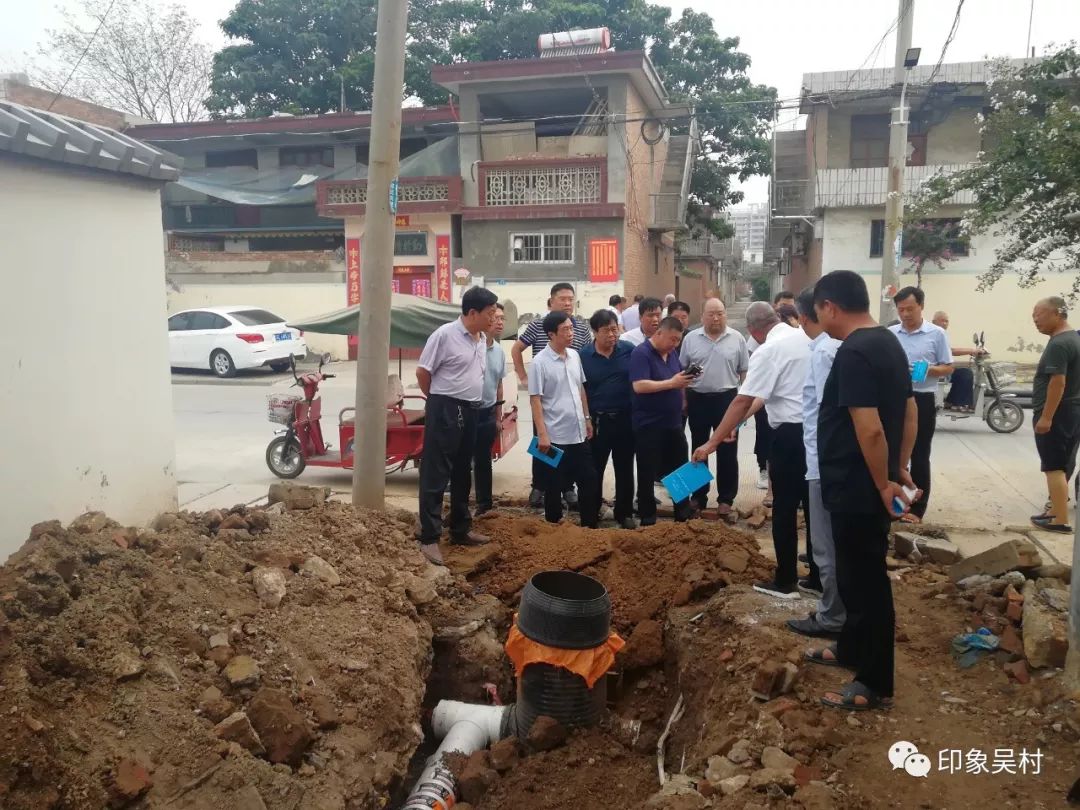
[538,27,612,56]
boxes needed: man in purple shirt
[629,316,693,524]
[416,286,500,566]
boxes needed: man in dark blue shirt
[629,316,693,524]
[580,309,636,529]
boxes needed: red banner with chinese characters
[435,234,451,302]
[395,215,410,227]
[346,238,361,305]
[589,238,619,283]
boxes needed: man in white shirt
[621,297,663,347]
[680,298,749,517]
[619,294,644,332]
[787,289,846,639]
[693,302,812,599]
[473,303,507,516]
[529,311,600,528]
[416,286,500,565]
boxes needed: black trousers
[910,392,937,518]
[833,509,895,698]
[753,408,772,471]
[589,410,635,521]
[531,423,574,495]
[769,423,814,587]
[944,367,974,408]
[634,426,691,524]
[687,389,739,508]
[473,405,497,512]
[418,394,476,544]
[539,442,600,527]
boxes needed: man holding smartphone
[680,298,749,517]
[528,311,600,528]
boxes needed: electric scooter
[936,332,1024,433]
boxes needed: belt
[428,393,481,408]
[687,388,736,397]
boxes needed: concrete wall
[0,159,177,557]
[820,206,1068,362]
[925,107,981,164]
[462,218,622,286]
[167,251,344,276]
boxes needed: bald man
[1030,297,1080,533]
[932,310,985,412]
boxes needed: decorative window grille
[485,164,601,207]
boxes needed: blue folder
[662,461,714,504]
[527,436,564,468]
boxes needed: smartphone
[685,363,703,378]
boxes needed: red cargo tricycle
[265,354,518,478]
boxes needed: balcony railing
[815,163,976,208]
[772,179,814,216]
[316,175,462,215]
[677,237,741,263]
[480,158,604,207]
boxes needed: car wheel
[210,350,237,378]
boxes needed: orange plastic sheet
[504,621,625,689]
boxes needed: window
[280,146,334,168]
[394,232,428,256]
[870,219,969,259]
[230,309,285,326]
[168,313,194,331]
[510,232,574,264]
[188,312,231,330]
[850,115,890,169]
[205,149,258,169]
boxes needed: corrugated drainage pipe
[400,701,510,810]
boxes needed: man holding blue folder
[528,311,600,528]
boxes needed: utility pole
[352,0,409,508]
[879,0,916,324]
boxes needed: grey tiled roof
[0,100,182,181]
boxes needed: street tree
[35,0,212,123]
[909,46,1080,296]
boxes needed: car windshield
[230,309,284,326]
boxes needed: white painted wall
[167,281,350,358]
[820,207,1071,362]
[0,160,178,557]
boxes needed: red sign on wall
[346,238,361,305]
[589,238,619,283]
[435,234,452,302]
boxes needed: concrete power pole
[352,0,410,508]
[879,0,915,324]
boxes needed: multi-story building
[134,30,695,357]
[721,203,768,267]
[770,59,1060,361]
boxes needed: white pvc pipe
[401,702,510,810]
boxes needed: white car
[167,306,308,378]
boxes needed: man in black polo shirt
[808,270,918,711]
[629,316,693,524]
[580,309,636,529]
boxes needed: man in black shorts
[1030,297,1080,533]
[807,270,918,711]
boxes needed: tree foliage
[909,46,1080,296]
[35,0,212,123]
[206,0,775,224]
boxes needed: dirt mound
[447,515,772,631]
[0,502,446,809]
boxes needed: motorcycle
[936,332,1024,434]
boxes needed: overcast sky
[3,0,1077,202]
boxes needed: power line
[47,0,119,112]
[840,0,913,95]
[926,0,967,85]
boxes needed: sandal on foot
[804,645,842,667]
[898,513,922,524]
[821,681,892,712]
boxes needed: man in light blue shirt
[889,287,953,520]
[474,303,507,516]
[787,289,846,639]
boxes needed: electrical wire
[925,0,967,85]
[838,0,913,95]
[47,0,119,112]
